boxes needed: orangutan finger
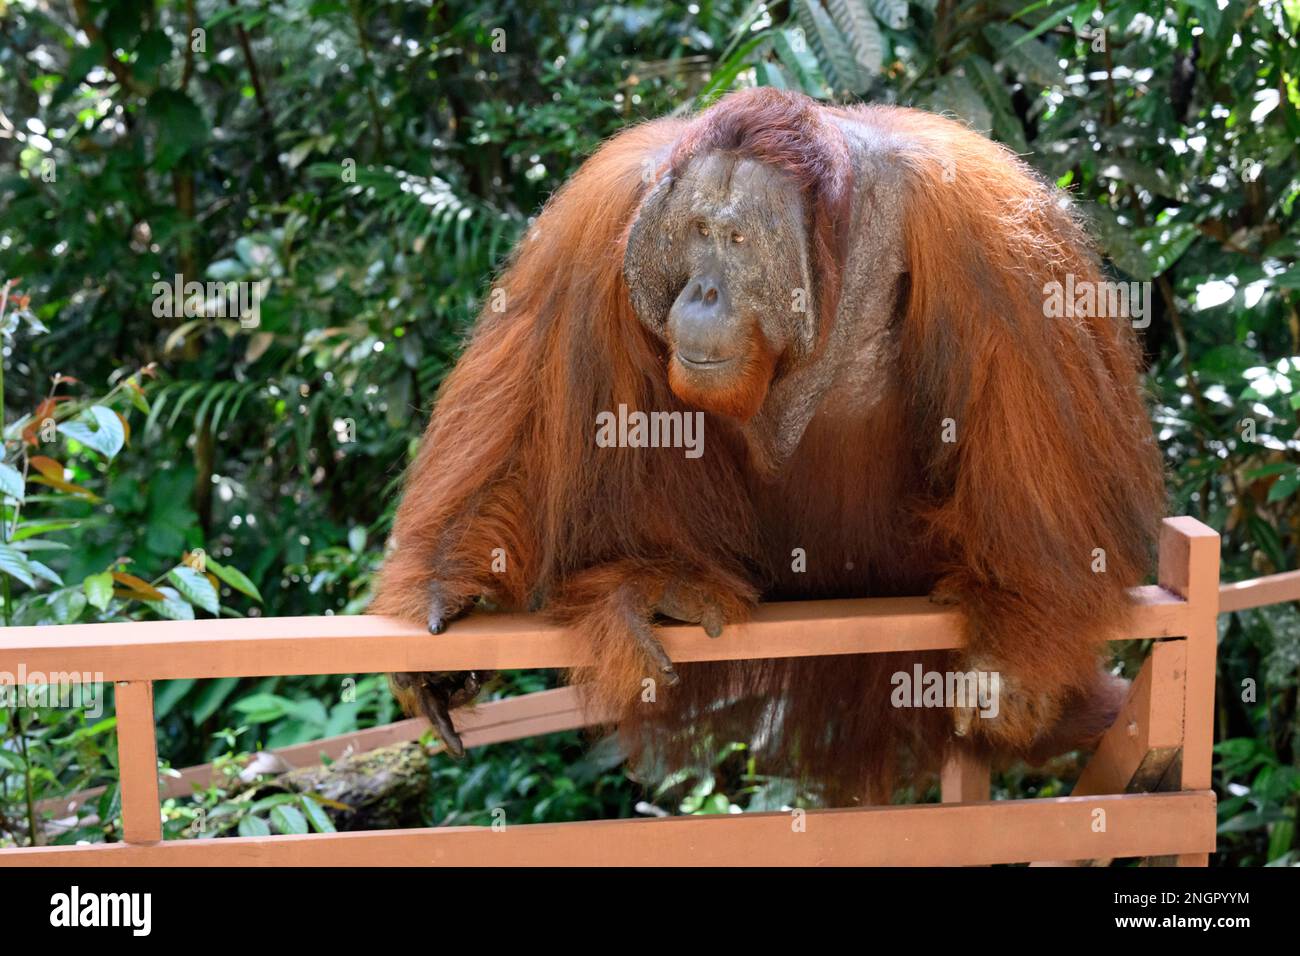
[655,582,725,638]
[426,581,474,635]
[419,682,465,757]
[625,608,680,686]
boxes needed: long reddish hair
[371,88,1165,804]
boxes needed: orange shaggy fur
[370,89,1166,804]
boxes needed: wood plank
[39,687,610,815]
[114,681,161,844]
[1157,518,1219,869]
[1,791,1215,868]
[1075,640,1186,797]
[1220,569,1300,613]
[0,589,1194,684]
[941,747,990,803]
[1158,519,1219,798]
[1030,640,1187,868]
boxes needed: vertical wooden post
[1156,517,1219,866]
[941,747,990,803]
[115,680,161,844]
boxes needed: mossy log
[276,742,430,831]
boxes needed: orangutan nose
[669,276,737,367]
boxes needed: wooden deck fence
[0,514,1279,866]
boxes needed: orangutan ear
[623,171,685,337]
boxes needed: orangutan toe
[425,580,474,635]
[625,607,680,686]
[654,579,726,638]
[394,669,495,758]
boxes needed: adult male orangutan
[370,87,1165,803]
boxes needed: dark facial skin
[626,153,813,421]
[625,129,908,475]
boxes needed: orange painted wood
[1,515,1222,868]
[1031,640,1187,868]
[114,680,161,844]
[940,747,990,803]
[1158,519,1219,796]
[1220,568,1300,613]
[1,791,1215,867]
[0,589,1195,685]
[1075,640,1186,797]
[40,687,610,816]
[1157,518,1219,869]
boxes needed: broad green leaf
[238,815,271,838]
[1266,470,1300,503]
[12,519,81,541]
[1136,221,1198,275]
[867,0,907,30]
[250,793,304,813]
[1011,4,1072,44]
[0,462,24,501]
[97,784,121,825]
[984,23,1067,89]
[755,60,791,89]
[1247,515,1287,573]
[300,796,337,833]
[152,679,197,720]
[0,749,26,772]
[280,697,328,726]
[133,30,173,79]
[26,558,62,586]
[58,406,125,460]
[1098,159,1181,201]
[772,28,831,98]
[795,1,866,94]
[205,556,263,603]
[84,571,115,611]
[0,544,35,587]
[270,804,309,835]
[232,693,291,721]
[52,41,105,107]
[964,55,1029,153]
[11,539,70,552]
[51,588,87,624]
[1086,204,1154,280]
[145,89,209,171]
[191,677,240,724]
[52,716,118,746]
[152,585,196,621]
[1244,462,1300,480]
[167,565,220,614]
[929,72,993,133]
[829,0,885,74]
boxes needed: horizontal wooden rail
[39,687,605,817]
[1219,568,1300,613]
[0,517,1223,868]
[0,586,1195,684]
[5,791,1215,867]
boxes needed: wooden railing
[0,516,1234,865]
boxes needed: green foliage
[1,0,1298,863]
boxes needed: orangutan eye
[696,222,710,237]
[731,232,745,244]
